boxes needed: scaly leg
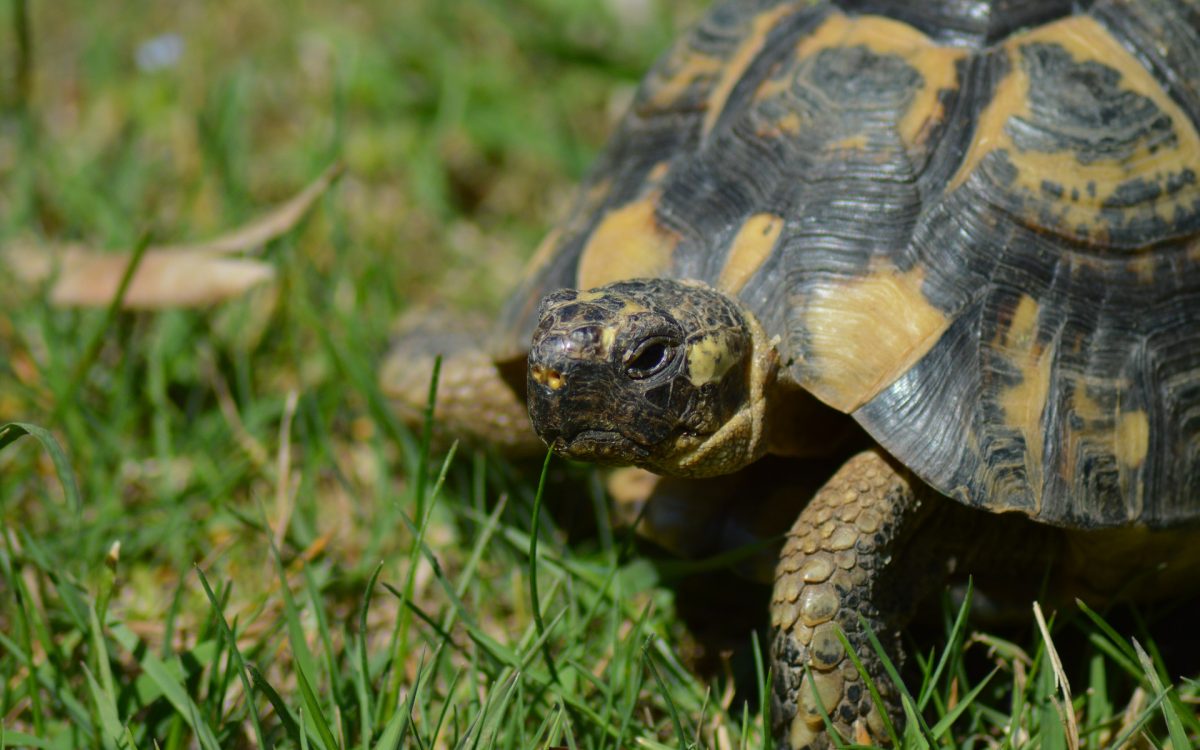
[770,448,939,749]
[379,312,543,455]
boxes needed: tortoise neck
[655,302,779,477]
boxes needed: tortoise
[382,0,1200,746]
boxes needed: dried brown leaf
[47,250,275,308]
[2,162,342,309]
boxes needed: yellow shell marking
[1068,381,1151,463]
[947,16,1200,237]
[803,263,949,413]
[575,191,679,289]
[752,12,965,147]
[1116,410,1149,468]
[718,213,784,294]
[829,133,870,151]
[641,4,800,138]
[1060,377,1150,515]
[998,295,1052,500]
[701,4,799,138]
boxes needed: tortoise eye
[624,338,674,379]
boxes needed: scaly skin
[770,449,935,749]
[380,312,542,455]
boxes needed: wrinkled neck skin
[653,305,779,478]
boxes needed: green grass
[2,1,1199,748]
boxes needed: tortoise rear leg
[379,312,543,455]
[770,448,942,749]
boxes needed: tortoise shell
[496,0,1200,528]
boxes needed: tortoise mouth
[554,429,651,463]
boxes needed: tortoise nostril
[530,364,565,390]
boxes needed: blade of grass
[0,630,93,732]
[801,663,850,750]
[110,624,222,750]
[65,232,151,400]
[251,665,304,746]
[836,621,900,747]
[0,730,52,749]
[82,664,137,750]
[1084,651,1112,750]
[357,561,384,750]
[463,672,520,750]
[0,422,82,514]
[381,435,456,730]
[193,565,271,749]
[424,667,466,747]
[1107,688,1172,749]
[1134,625,1200,737]
[1034,602,1079,750]
[375,652,427,750]
[752,629,772,750]
[929,668,998,739]
[900,695,931,750]
[859,614,940,742]
[918,579,973,710]
[1133,638,1189,750]
[259,499,331,736]
[86,600,119,720]
[528,449,560,684]
[412,355,441,522]
[642,637,691,749]
[11,0,32,111]
[1076,600,1139,666]
[0,541,46,737]
[296,657,340,750]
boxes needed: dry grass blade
[1034,601,1080,750]
[274,390,301,548]
[148,162,344,256]
[2,163,342,309]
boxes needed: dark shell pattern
[498,0,1200,528]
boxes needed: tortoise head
[526,278,776,477]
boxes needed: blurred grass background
[2,0,1199,748]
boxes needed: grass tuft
[2,1,1198,748]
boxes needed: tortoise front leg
[380,313,543,455]
[770,448,940,749]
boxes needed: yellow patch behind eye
[687,334,738,386]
